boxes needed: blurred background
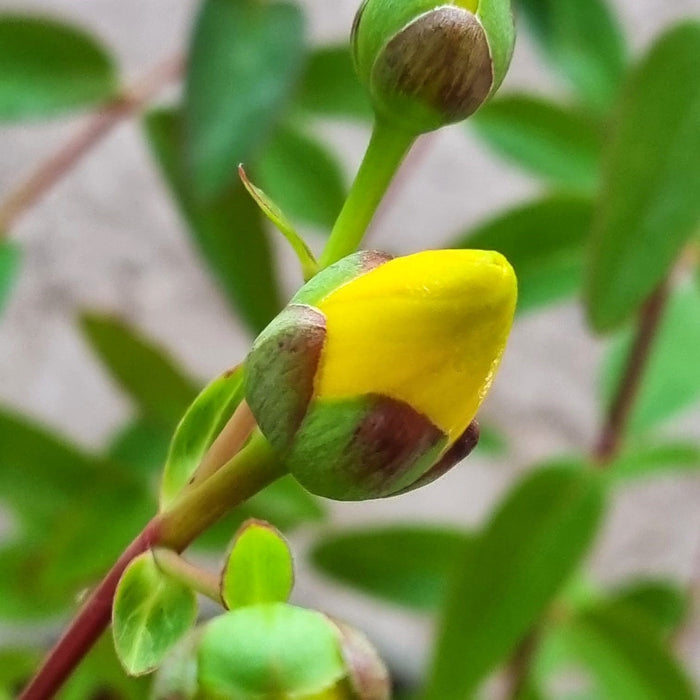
[0,0,698,696]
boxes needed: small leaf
[160,365,245,508]
[0,242,20,316]
[297,45,372,121]
[608,442,700,483]
[602,282,700,433]
[312,525,471,611]
[113,552,197,676]
[454,194,594,312]
[80,313,198,429]
[517,0,627,110]
[425,467,605,699]
[222,520,294,609]
[563,600,695,699]
[472,95,602,192]
[609,580,689,636]
[475,424,508,456]
[255,122,346,231]
[198,604,345,697]
[185,0,306,199]
[586,22,700,331]
[145,108,282,333]
[0,15,117,121]
[238,165,319,280]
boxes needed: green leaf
[0,242,20,316]
[475,424,508,457]
[425,467,605,699]
[255,122,346,231]
[586,22,700,331]
[609,580,689,636]
[198,603,345,697]
[222,520,294,609]
[160,365,245,509]
[472,95,603,192]
[185,0,306,199]
[454,194,594,313]
[608,442,700,483]
[113,552,198,676]
[80,313,198,429]
[311,525,471,611]
[0,15,116,121]
[108,418,173,478]
[297,45,372,121]
[602,283,700,432]
[0,650,40,699]
[145,108,282,333]
[563,601,695,699]
[516,0,627,110]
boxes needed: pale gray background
[0,0,699,693]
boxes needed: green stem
[153,548,223,606]
[318,120,415,268]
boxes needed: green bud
[352,0,515,133]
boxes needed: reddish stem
[19,518,162,700]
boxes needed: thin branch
[153,548,223,606]
[594,280,670,463]
[0,53,184,234]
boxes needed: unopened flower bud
[246,249,516,500]
[352,0,515,133]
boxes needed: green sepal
[291,249,392,307]
[286,394,447,500]
[478,0,516,93]
[246,304,326,452]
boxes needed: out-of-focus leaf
[198,604,345,697]
[160,366,245,509]
[194,475,325,551]
[297,45,372,120]
[586,22,700,331]
[145,108,281,333]
[108,419,172,478]
[602,283,700,433]
[475,424,508,456]
[113,552,197,676]
[608,442,700,483]
[609,580,689,636]
[425,467,605,700]
[0,649,39,699]
[563,601,695,699]
[312,525,471,611]
[255,122,345,231]
[80,313,197,429]
[0,242,20,316]
[472,95,602,192]
[516,0,626,110]
[0,15,116,121]
[222,520,293,609]
[185,0,305,199]
[454,194,594,312]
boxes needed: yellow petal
[316,249,517,442]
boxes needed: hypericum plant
[0,0,698,698]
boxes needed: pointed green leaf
[425,467,605,699]
[222,520,294,609]
[610,580,689,637]
[602,283,700,433]
[563,601,695,699]
[587,22,700,331]
[454,194,594,312]
[312,526,471,611]
[0,15,116,121]
[108,418,173,478]
[160,365,246,508]
[517,0,627,110]
[608,442,700,483]
[472,95,602,192]
[145,108,282,333]
[239,164,319,280]
[256,122,346,232]
[198,604,345,697]
[185,0,306,198]
[113,552,197,676]
[0,242,20,315]
[80,313,198,429]
[297,45,372,121]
